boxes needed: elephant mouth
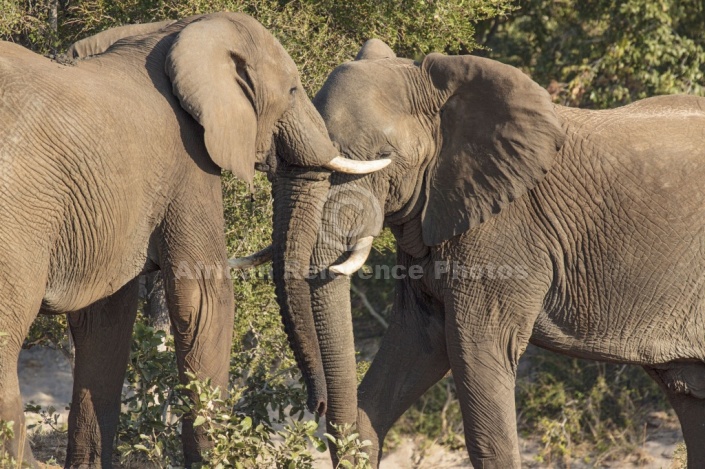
[255,139,278,174]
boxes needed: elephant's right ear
[166,16,257,184]
[420,53,565,246]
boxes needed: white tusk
[229,245,273,270]
[329,236,374,276]
[323,156,391,174]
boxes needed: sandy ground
[18,346,684,468]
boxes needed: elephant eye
[378,150,393,158]
[289,86,298,95]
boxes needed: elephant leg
[644,364,705,466]
[357,297,449,467]
[0,286,43,467]
[65,278,139,469]
[446,302,532,469]
[161,248,234,466]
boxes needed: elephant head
[166,13,350,183]
[270,39,564,459]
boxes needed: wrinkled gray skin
[0,13,337,468]
[274,39,705,468]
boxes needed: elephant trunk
[272,169,331,414]
[309,273,358,464]
[307,197,378,464]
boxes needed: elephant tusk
[329,236,374,276]
[229,245,273,270]
[323,156,391,174]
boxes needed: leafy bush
[0,419,18,468]
[515,348,668,465]
[116,324,181,466]
[1,0,513,92]
[113,322,372,468]
[477,0,705,107]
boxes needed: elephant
[0,13,387,468]
[266,38,705,468]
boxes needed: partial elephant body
[1,38,188,312]
[1,35,197,468]
[529,97,705,364]
[275,40,705,468]
[437,96,705,366]
[0,13,341,468]
[362,96,705,468]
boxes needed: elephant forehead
[321,106,397,154]
[316,61,412,115]
[262,42,299,76]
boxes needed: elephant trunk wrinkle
[309,275,358,463]
[272,174,330,414]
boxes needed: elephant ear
[67,20,176,58]
[355,39,396,60]
[420,53,564,246]
[165,16,258,184]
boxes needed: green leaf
[311,436,327,452]
[193,416,207,427]
[240,416,252,431]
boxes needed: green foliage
[112,318,320,467]
[179,373,318,468]
[479,0,705,107]
[0,419,17,468]
[1,0,513,94]
[23,314,70,360]
[24,403,66,434]
[116,324,182,467]
[0,0,58,52]
[323,423,372,469]
[515,348,667,465]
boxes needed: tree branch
[350,283,388,329]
